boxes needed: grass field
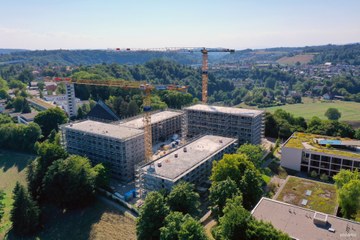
[5,198,136,240]
[275,176,338,215]
[277,54,314,65]
[0,150,35,238]
[264,98,360,128]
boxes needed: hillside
[0,43,359,66]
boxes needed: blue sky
[1,0,359,50]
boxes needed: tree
[0,89,10,99]
[333,170,360,219]
[0,77,8,89]
[28,141,68,199]
[160,211,185,240]
[167,181,200,216]
[239,169,264,210]
[333,169,359,189]
[236,144,264,167]
[93,163,109,189]
[209,178,240,219]
[137,191,170,240]
[127,99,139,116]
[178,215,207,240]
[12,96,25,112]
[120,101,129,117]
[34,107,68,137]
[246,220,290,240]
[210,154,255,186]
[337,179,360,219]
[10,182,40,236]
[42,155,98,208]
[217,195,290,240]
[218,195,250,240]
[0,191,4,221]
[21,98,31,113]
[160,212,206,240]
[355,129,360,140]
[18,69,34,83]
[325,108,341,120]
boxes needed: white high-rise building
[65,83,77,117]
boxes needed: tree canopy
[209,177,240,219]
[210,154,263,210]
[137,191,170,240]
[325,108,341,120]
[10,182,40,236]
[34,107,68,137]
[333,170,360,219]
[167,181,200,216]
[42,155,99,208]
[160,212,207,240]
[215,195,290,240]
[236,144,264,167]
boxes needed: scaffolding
[134,161,146,199]
[181,111,188,144]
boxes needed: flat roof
[64,120,144,140]
[252,197,360,240]
[284,132,360,159]
[142,135,237,181]
[19,111,38,120]
[184,104,263,117]
[119,110,183,129]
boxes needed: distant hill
[0,49,28,54]
[0,43,359,66]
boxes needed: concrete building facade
[281,132,360,176]
[139,135,237,193]
[62,120,145,181]
[184,104,264,145]
[119,110,184,143]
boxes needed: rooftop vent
[175,153,178,158]
[183,147,187,152]
[219,139,223,143]
[313,212,328,227]
[328,228,336,233]
[157,162,162,168]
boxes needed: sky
[0,0,359,50]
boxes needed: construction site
[58,47,264,199]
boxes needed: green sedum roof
[284,132,360,159]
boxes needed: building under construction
[184,104,264,145]
[137,135,237,193]
[62,120,145,181]
[119,110,184,143]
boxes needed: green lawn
[264,98,360,127]
[276,176,338,215]
[0,150,35,238]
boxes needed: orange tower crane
[53,77,188,163]
[111,47,235,103]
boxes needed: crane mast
[201,49,208,103]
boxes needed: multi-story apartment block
[184,104,264,145]
[119,110,184,143]
[281,132,360,176]
[62,120,145,181]
[139,135,237,192]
